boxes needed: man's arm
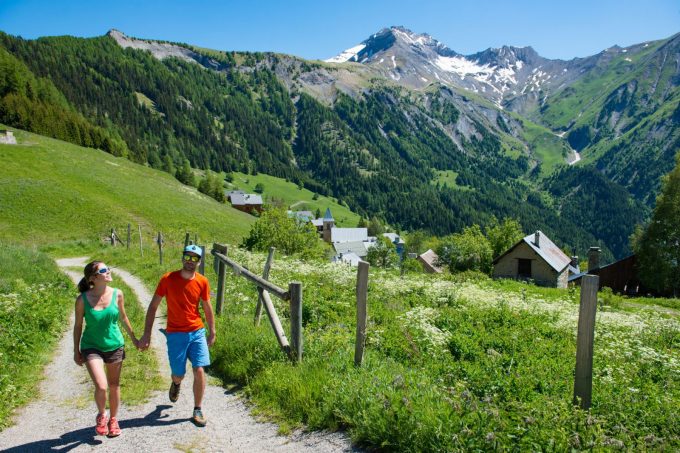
[202,297,216,347]
[139,293,163,350]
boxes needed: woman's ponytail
[77,277,92,293]
[79,260,102,293]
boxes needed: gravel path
[0,258,356,452]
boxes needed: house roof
[311,218,324,227]
[331,228,368,243]
[289,210,313,221]
[418,249,444,273]
[333,252,362,266]
[383,233,405,245]
[493,231,571,273]
[333,241,370,257]
[568,254,635,283]
[230,193,263,206]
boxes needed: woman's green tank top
[80,288,125,352]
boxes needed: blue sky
[1,0,678,60]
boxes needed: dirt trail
[0,258,355,452]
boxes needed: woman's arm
[73,296,85,365]
[116,289,138,348]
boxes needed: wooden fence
[106,228,601,409]
[211,243,302,362]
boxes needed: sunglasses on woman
[183,254,200,262]
[96,267,110,274]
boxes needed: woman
[73,261,138,437]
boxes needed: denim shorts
[162,328,210,377]
[81,346,125,364]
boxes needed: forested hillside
[1,30,675,260]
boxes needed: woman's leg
[84,358,108,415]
[105,361,123,418]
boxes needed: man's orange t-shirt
[154,271,210,333]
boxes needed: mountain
[326,27,679,198]
[1,27,677,261]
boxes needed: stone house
[229,193,263,213]
[492,231,572,288]
[418,249,444,273]
[0,130,17,145]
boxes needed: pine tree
[635,152,680,295]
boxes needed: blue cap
[183,244,202,257]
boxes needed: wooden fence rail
[212,250,289,300]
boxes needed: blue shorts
[162,328,210,377]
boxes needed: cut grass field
[0,126,254,248]
[227,172,361,227]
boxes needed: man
[139,244,216,427]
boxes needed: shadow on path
[2,405,188,453]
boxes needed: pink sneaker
[107,416,121,437]
[95,413,109,436]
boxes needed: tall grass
[0,244,72,429]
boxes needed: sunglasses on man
[183,254,200,262]
[96,267,110,274]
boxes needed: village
[226,188,647,295]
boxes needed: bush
[241,207,325,259]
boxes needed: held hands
[138,333,151,351]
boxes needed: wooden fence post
[289,282,303,362]
[573,274,599,410]
[213,243,227,315]
[157,232,163,265]
[199,245,206,275]
[255,247,275,326]
[126,223,131,250]
[139,225,143,256]
[355,261,369,366]
[184,233,190,248]
[260,290,291,356]
[110,228,116,246]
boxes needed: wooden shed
[492,231,572,288]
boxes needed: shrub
[241,207,324,259]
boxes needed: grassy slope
[228,171,361,227]
[0,126,254,248]
[537,40,666,130]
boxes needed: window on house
[518,259,532,279]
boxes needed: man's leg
[192,366,205,408]
[187,328,210,426]
[165,331,189,402]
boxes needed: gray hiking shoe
[169,381,180,403]
[191,408,207,427]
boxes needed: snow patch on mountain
[324,44,366,63]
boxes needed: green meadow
[227,171,361,227]
[0,126,254,248]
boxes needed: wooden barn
[492,231,574,288]
[569,253,651,296]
